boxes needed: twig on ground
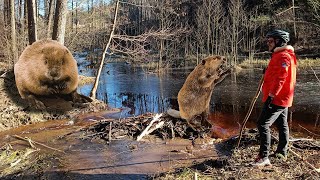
[137,113,163,141]
[0,71,7,77]
[27,138,36,149]
[170,122,175,139]
[82,132,107,139]
[0,143,13,150]
[309,65,320,85]
[271,134,319,173]
[298,124,320,137]
[59,119,114,138]
[12,135,65,154]
[109,122,112,142]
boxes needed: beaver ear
[201,60,206,65]
[65,49,69,54]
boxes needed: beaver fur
[167,55,231,130]
[14,39,91,109]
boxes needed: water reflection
[78,60,188,116]
[77,57,320,135]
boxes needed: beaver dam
[0,59,319,179]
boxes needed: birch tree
[10,0,18,62]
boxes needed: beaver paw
[34,100,46,110]
[48,87,59,94]
[57,81,68,90]
[26,95,46,110]
[71,92,93,103]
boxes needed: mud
[0,112,219,179]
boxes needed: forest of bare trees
[1,0,320,69]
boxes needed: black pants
[257,103,289,158]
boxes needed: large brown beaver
[167,55,231,130]
[14,39,91,109]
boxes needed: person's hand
[265,96,274,109]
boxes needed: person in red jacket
[252,29,297,166]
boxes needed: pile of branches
[78,113,210,143]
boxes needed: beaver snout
[50,71,58,77]
[47,68,61,80]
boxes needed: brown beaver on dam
[14,39,92,110]
[167,55,231,130]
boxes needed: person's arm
[269,54,291,96]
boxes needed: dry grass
[239,59,269,69]
[239,58,320,70]
[298,58,320,69]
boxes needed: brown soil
[153,129,320,179]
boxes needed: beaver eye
[201,60,206,65]
[61,59,65,65]
[44,59,48,64]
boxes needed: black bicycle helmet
[266,29,290,43]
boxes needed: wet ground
[0,111,220,179]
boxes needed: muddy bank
[0,112,319,179]
[0,69,110,131]
[0,113,218,179]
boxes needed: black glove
[265,96,273,109]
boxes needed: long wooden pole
[90,0,120,99]
[236,75,264,148]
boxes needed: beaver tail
[167,108,181,118]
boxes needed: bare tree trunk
[52,0,68,44]
[75,0,78,33]
[26,0,37,44]
[18,0,24,35]
[159,38,164,70]
[90,0,120,99]
[4,0,10,27]
[10,0,18,62]
[207,7,211,55]
[71,0,74,32]
[16,0,26,53]
[47,0,55,38]
[292,0,296,38]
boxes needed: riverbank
[0,68,110,131]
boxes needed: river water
[77,55,320,137]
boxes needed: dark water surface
[77,56,320,137]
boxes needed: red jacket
[262,45,297,107]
